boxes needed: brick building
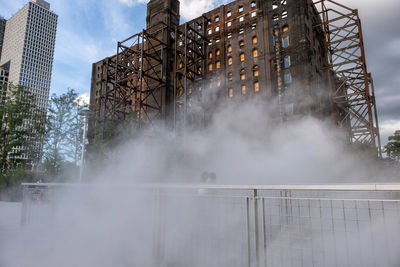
[89,0,362,142]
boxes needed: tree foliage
[0,83,45,172]
[385,130,400,162]
[42,89,84,178]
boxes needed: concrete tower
[0,0,58,110]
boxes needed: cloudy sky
[0,0,399,143]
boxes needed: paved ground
[0,202,22,251]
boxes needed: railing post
[253,189,260,267]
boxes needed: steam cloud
[1,92,399,266]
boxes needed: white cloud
[75,93,90,106]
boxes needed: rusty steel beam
[313,0,382,156]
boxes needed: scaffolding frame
[313,0,382,155]
[174,17,209,132]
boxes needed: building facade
[91,0,380,147]
[0,17,6,61]
[0,0,58,110]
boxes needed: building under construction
[90,0,381,153]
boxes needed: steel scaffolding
[313,0,382,155]
[174,17,208,132]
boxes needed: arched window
[208,29,212,35]
[252,36,258,44]
[241,85,246,95]
[227,11,232,17]
[227,45,232,53]
[283,36,290,48]
[282,25,289,33]
[197,66,202,74]
[284,56,291,68]
[216,61,221,69]
[228,72,233,81]
[240,53,245,62]
[251,1,256,8]
[208,63,213,71]
[253,65,259,77]
[216,49,221,56]
[239,40,244,48]
[228,88,233,98]
[215,16,220,22]
[228,56,233,65]
[208,52,213,59]
[254,81,260,92]
[238,5,244,13]
[284,70,292,84]
[227,21,232,28]
[252,49,258,58]
[215,26,220,32]
[240,69,246,81]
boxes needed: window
[215,26,220,32]
[240,53,245,62]
[252,36,258,44]
[239,40,244,48]
[208,52,213,59]
[227,21,232,27]
[251,1,256,8]
[227,33,232,38]
[282,10,288,19]
[227,45,232,53]
[239,16,244,22]
[216,61,221,69]
[197,66,202,74]
[283,36,289,47]
[240,69,246,80]
[272,14,279,25]
[284,70,292,83]
[284,56,291,68]
[239,28,244,34]
[227,11,232,17]
[251,11,257,17]
[241,85,246,95]
[252,49,258,58]
[215,16,220,22]
[216,49,221,56]
[254,81,260,92]
[208,63,213,71]
[228,88,233,98]
[208,20,212,25]
[228,56,233,65]
[239,5,244,12]
[251,23,257,30]
[228,72,233,81]
[285,103,294,115]
[216,38,220,43]
[253,65,259,77]
[208,29,212,35]
[282,25,289,33]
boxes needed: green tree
[42,89,84,178]
[0,83,45,172]
[385,130,400,162]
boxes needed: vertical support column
[253,189,260,267]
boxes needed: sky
[0,0,399,143]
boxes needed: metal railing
[21,183,400,267]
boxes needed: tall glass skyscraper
[0,0,57,162]
[0,0,58,109]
